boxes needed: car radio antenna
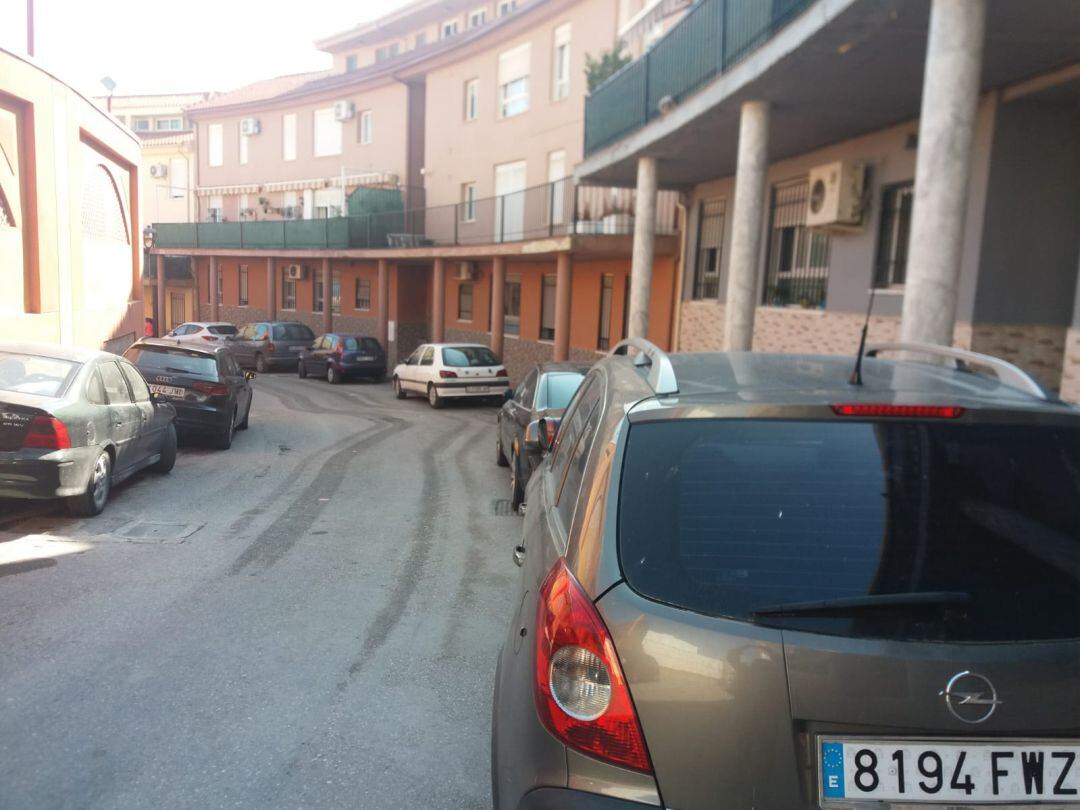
[848,283,878,386]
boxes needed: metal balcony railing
[152,178,680,251]
[584,0,813,155]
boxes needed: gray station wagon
[229,321,316,373]
[491,339,1080,810]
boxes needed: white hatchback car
[392,343,509,408]
[165,322,239,347]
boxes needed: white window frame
[132,117,151,132]
[345,54,358,72]
[552,23,571,101]
[498,43,531,118]
[282,113,297,161]
[283,190,299,220]
[461,183,477,222]
[208,124,223,167]
[500,77,529,118]
[464,78,479,121]
[441,19,459,38]
[168,157,186,199]
[208,194,224,223]
[239,132,249,165]
[313,108,343,157]
[468,8,486,27]
[497,0,516,17]
[155,117,183,131]
[359,110,373,145]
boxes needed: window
[514,370,538,407]
[216,270,223,305]
[458,282,473,321]
[345,54,358,72]
[282,271,297,310]
[420,347,435,366]
[272,323,314,341]
[355,278,371,310]
[0,352,78,397]
[155,117,183,131]
[168,157,186,199]
[504,277,521,336]
[497,0,516,16]
[498,44,530,117]
[358,110,373,145]
[556,386,603,528]
[313,108,342,157]
[208,194,223,223]
[375,43,400,61]
[461,183,477,222]
[469,8,486,27]
[763,179,831,308]
[239,265,249,306]
[693,198,726,299]
[538,372,584,411]
[552,23,571,100]
[540,274,557,340]
[415,32,427,48]
[282,113,297,161]
[239,193,252,220]
[464,78,479,121]
[208,124,223,167]
[132,117,151,132]
[314,274,324,313]
[442,346,499,367]
[239,132,249,165]
[98,362,132,404]
[283,190,299,219]
[597,274,613,350]
[874,182,914,288]
[332,270,341,314]
[547,150,566,226]
[441,19,459,38]
[548,374,600,509]
[119,362,150,403]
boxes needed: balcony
[584,0,812,156]
[151,179,680,251]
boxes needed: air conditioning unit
[149,163,168,178]
[806,161,866,229]
[240,117,261,136]
[285,264,308,281]
[457,261,478,281]
[333,100,355,121]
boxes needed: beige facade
[92,91,209,135]
[140,132,196,224]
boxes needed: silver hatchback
[491,339,1080,810]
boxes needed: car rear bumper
[0,447,98,499]
[335,361,385,378]
[517,789,653,809]
[435,380,510,398]
[171,402,230,433]
[268,353,305,368]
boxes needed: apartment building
[1,47,144,350]
[149,0,684,376]
[578,0,1080,401]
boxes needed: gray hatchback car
[491,338,1080,810]
[229,321,317,373]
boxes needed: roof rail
[864,342,1050,401]
[611,338,678,396]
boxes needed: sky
[1,0,413,97]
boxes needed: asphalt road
[0,374,518,809]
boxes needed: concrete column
[724,100,770,352]
[554,253,572,361]
[627,156,658,341]
[377,259,390,352]
[490,256,506,359]
[189,257,199,318]
[155,255,166,336]
[432,258,446,343]
[266,258,276,320]
[209,256,219,321]
[900,0,987,347]
[321,257,332,333]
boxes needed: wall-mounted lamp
[142,225,156,250]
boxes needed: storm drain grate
[116,521,202,543]
[492,499,516,517]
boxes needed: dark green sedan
[0,343,177,516]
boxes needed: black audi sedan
[0,342,177,516]
[297,333,386,384]
[124,340,253,450]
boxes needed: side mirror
[245,371,256,381]
[523,419,542,452]
[502,388,514,403]
[537,417,560,454]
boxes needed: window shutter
[498,43,531,85]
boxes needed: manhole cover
[492,499,515,517]
[115,521,202,543]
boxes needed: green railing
[151,219,352,250]
[584,0,813,155]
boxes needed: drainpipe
[670,193,689,351]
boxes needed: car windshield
[207,325,238,335]
[0,352,80,397]
[124,346,218,378]
[442,346,499,367]
[618,419,1080,643]
[538,372,584,410]
[343,337,380,352]
[273,324,315,341]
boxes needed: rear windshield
[208,325,238,336]
[124,346,218,378]
[618,419,1080,643]
[0,352,80,397]
[343,337,379,352]
[539,372,584,410]
[442,346,499,367]
[273,324,315,341]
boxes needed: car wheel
[327,365,340,385]
[393,376,407,399]
[255,353,268,374]
[237,398,251,430]
[216,409,235,450]
[510,450,525,512]
[151,423,177,473]
[66,449,111,517]
[298,359,308,378]
[427,383,443,409]
[496,431,509,467]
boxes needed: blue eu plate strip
[821,742,846,799]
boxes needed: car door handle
[512,544,526,567]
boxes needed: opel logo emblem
[940,670,1002,724]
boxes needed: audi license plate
[820,738,1080,805]
[149,384,186,399]
[466,385,489,393]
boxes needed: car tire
[510,450,525,512]
[216,409,235,450]
[151,424,177,473]
[66,449,111,517]
[393,377,407,399]
[255,353,268,374]
[427,383,443,409]
[496,431,509,467]
[327,365,340,385]
[298,359,308,378]
[237,399,251,430]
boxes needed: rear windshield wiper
[750,591,971,618]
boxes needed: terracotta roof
[186,71,330,114]
[137,131,195,146]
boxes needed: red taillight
[193,381,229,396]
[201,335,216,342]
[439,369,458,378]
[543,419,558,446]
[535,558,652,774]
[495,367,508,378]
[831,403,965,419]
[23,415,72,450]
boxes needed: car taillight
[193,381,229,396]
[495,367,508,378]
[439,369,458,378]
[831,403,964,418]
[535,558,652,774]
[201,335,217,342]
[23,415,72,450]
